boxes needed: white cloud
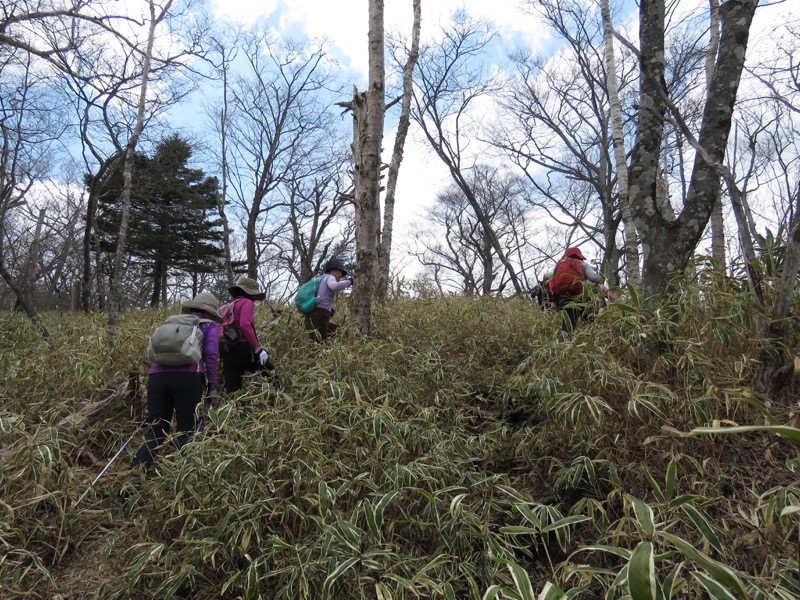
[212,0,543,76]
[208,0,536,248]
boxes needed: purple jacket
[147,312,219,388]
[316,274,352,312]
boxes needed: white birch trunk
[601,0,640,284]
[377,0,421,298]
[107,0,173,337]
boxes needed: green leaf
[375,490,399,518]
[516,503,542,529]
[681,504,723,554]
[628,541,657,600]
[37,445,53,469]
[541,515,590,534]
[507,559,536,600]
[482,585,506,600]
[690,571,738,599]
[626,494,656,536]
[213,458,233,482]
[659,532,748,598]
[627,284,640,306]
[665,458,678,502]
[444,582,456,600]
[323,556,359,595]
[319,481,329,518]
[450,493,467,518]
[661,561,684,599]
[336,519,365,549]
[685,425,800,444]
[497,484,530,503]
[213,507,234,540]
[244,561,259,600]
[538,581,567,599]
[210,403,233,430]
[364,500,378,538]
[643,470,665,504]
[500,525,540,535]
[570,544,632,561]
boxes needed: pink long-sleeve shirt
[221,297,263,351]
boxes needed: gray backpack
[147,314,209,366]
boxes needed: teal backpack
[294,276,324,314]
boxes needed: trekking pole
[75,418,147,507]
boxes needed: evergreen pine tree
[94,135,225,305]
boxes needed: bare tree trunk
[81,169,107,312]
[81,184,98,312]
[482,235,493,295]
[707,0,726,271]
[755,210,800,399]
[629,0,758,300]
[350,0,385,336]
[0,262,50,340]
[107,0,173,337]
[601,0,640,284]
[377,0,421,298]
[0,219,50,339]
[655,166,676,221]
[218,47,234,283]
[20,207,46,297]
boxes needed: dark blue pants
[132,371,204,468]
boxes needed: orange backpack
[550,257,585,296]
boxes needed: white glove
[257,349,269,366]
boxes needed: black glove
[206,385,218,402]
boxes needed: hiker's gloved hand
[206,385,217,401]
[257,349,270,366]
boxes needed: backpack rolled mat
[147,314,207,366]
[550,257,585,297]
[294,276,324,314]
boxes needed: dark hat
[228,277,266,301]
[182,292,223,323]
[323,257,348,276]
[565,247,585,260]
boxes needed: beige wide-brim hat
[228,277,266,301]
[182,292,223,323]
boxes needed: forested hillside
[2,278,798,599]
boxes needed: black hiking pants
[132,371,204,468]
[557,296,586,334]
[220,341,259,393]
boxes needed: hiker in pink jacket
[218,277,273,393]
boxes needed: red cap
[565,247,585,260]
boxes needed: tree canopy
[94,135,225,305]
